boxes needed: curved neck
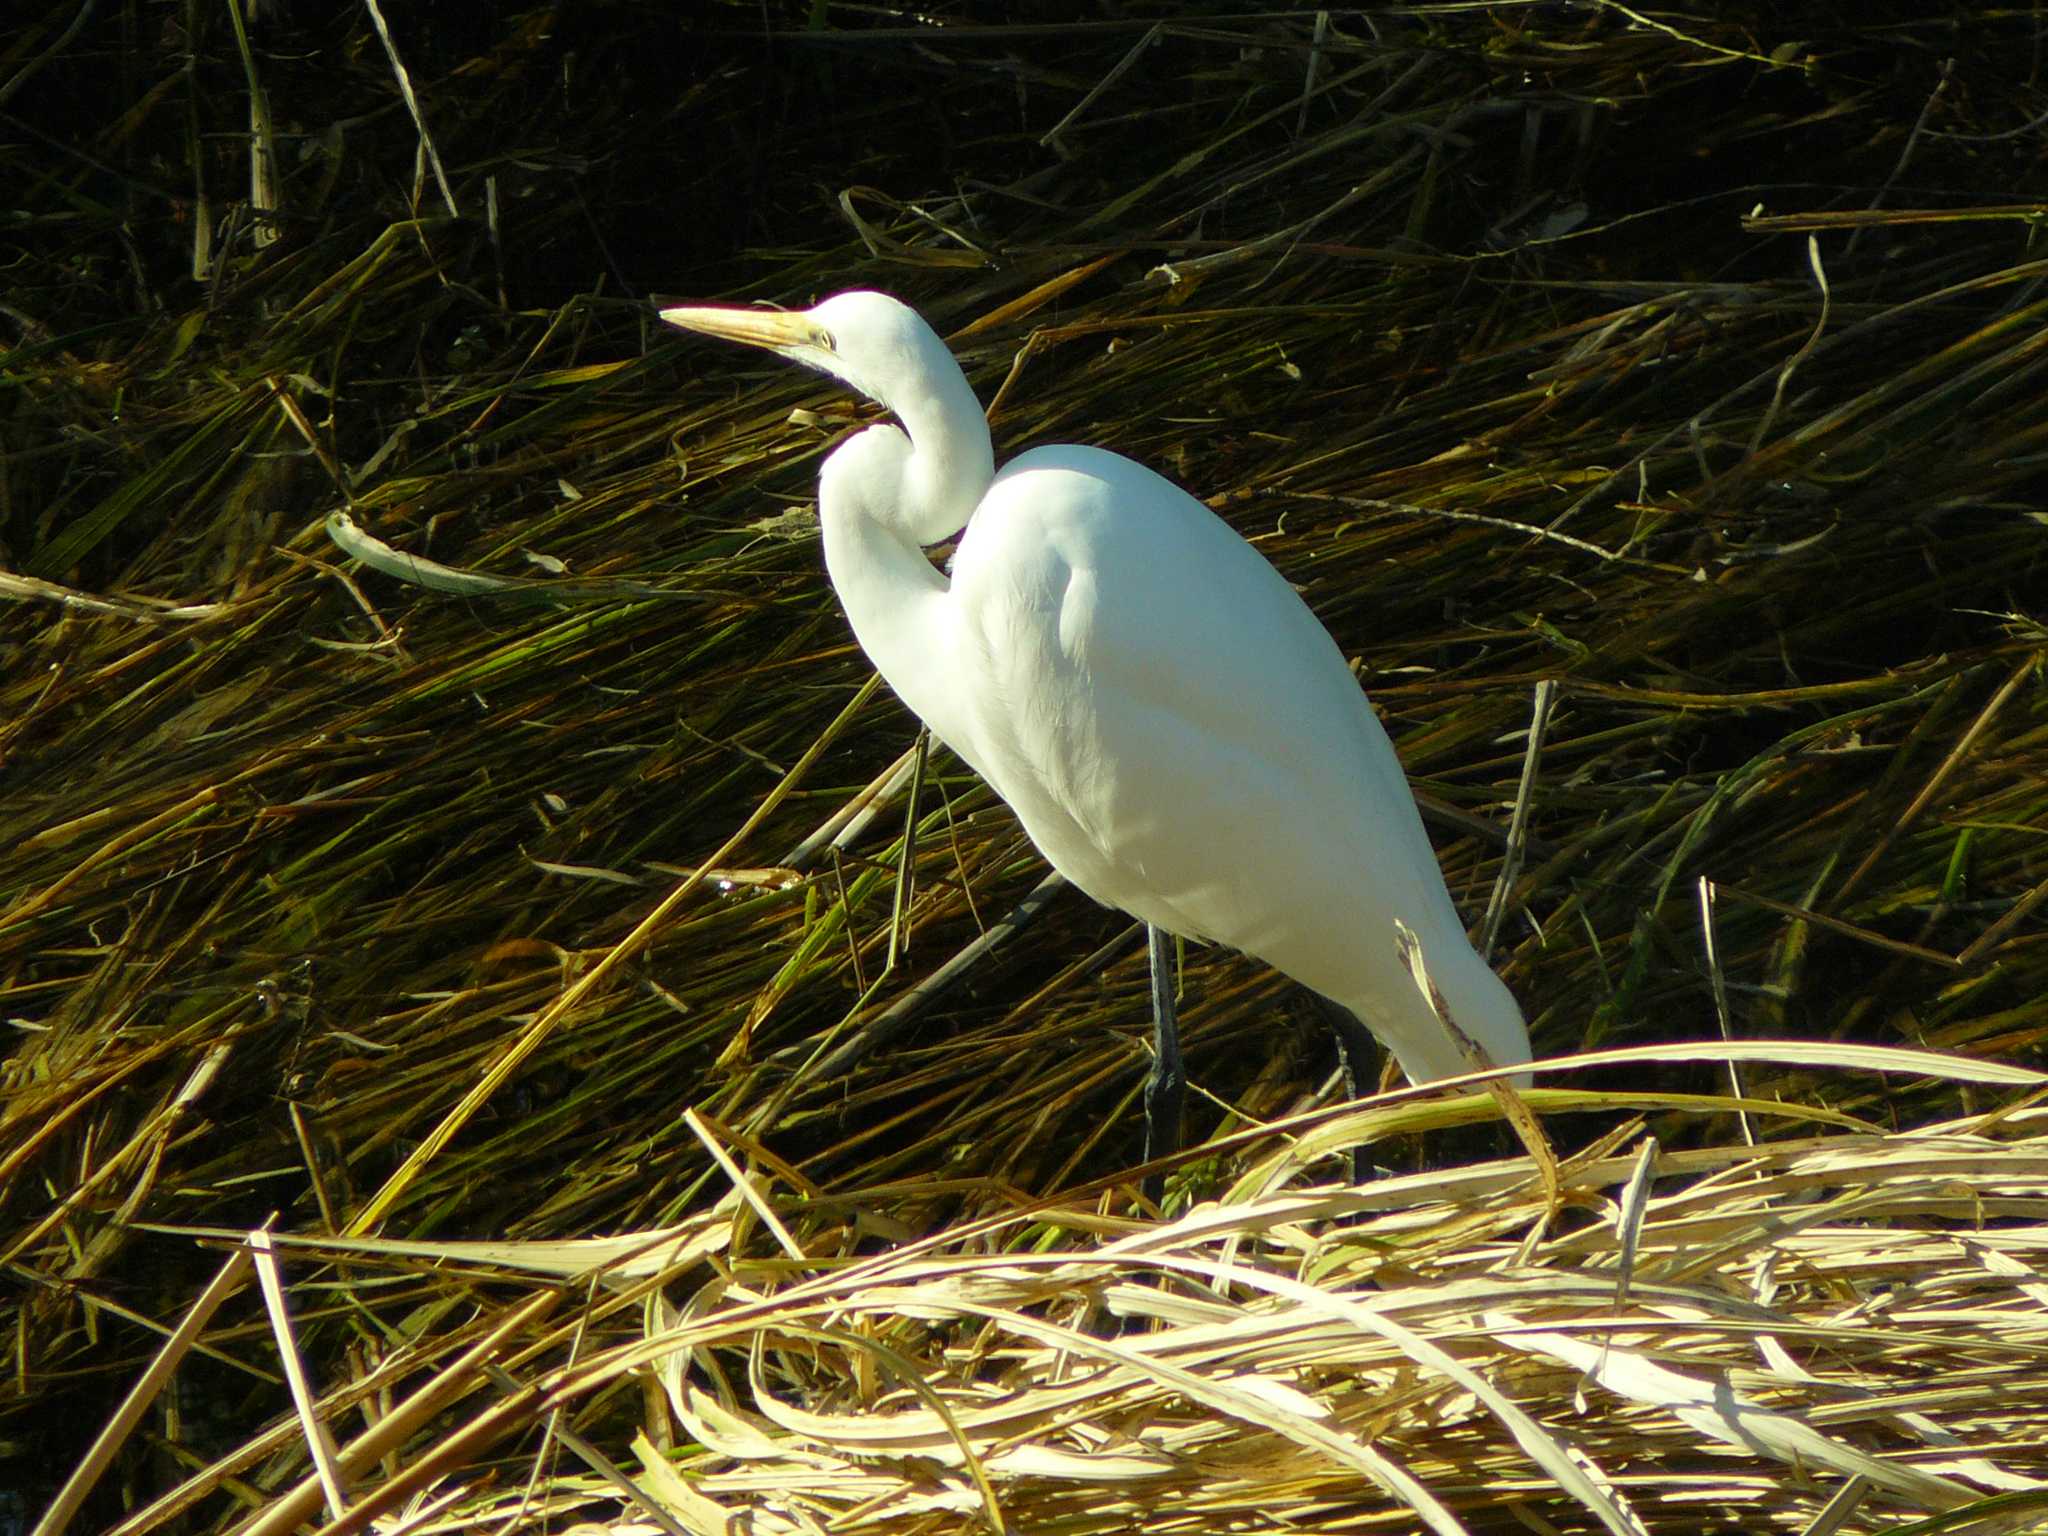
[809,307,995,760]
[818,477,971,757]
[878,339,994,543]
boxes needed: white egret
[661,292,1530,1162]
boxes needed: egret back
[935,445,1529,1081]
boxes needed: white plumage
[662,291,1530,1090]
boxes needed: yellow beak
[658,305,822,356]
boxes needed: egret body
[661,293,1530,1133]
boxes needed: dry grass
[5,5,2047,1533]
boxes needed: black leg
[1318,998,1381,1184]
[1324,1002,1378,1104]
[1141,924,1185,1197]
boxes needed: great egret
[661,291,1530,1162]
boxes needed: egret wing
[950,448,1445,947]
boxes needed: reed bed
[5,5,2046,1532]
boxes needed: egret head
[661,290,993,543]
[659,291,936,413]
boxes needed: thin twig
[1480,678,1554,960]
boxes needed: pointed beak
[658,304,823,357]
